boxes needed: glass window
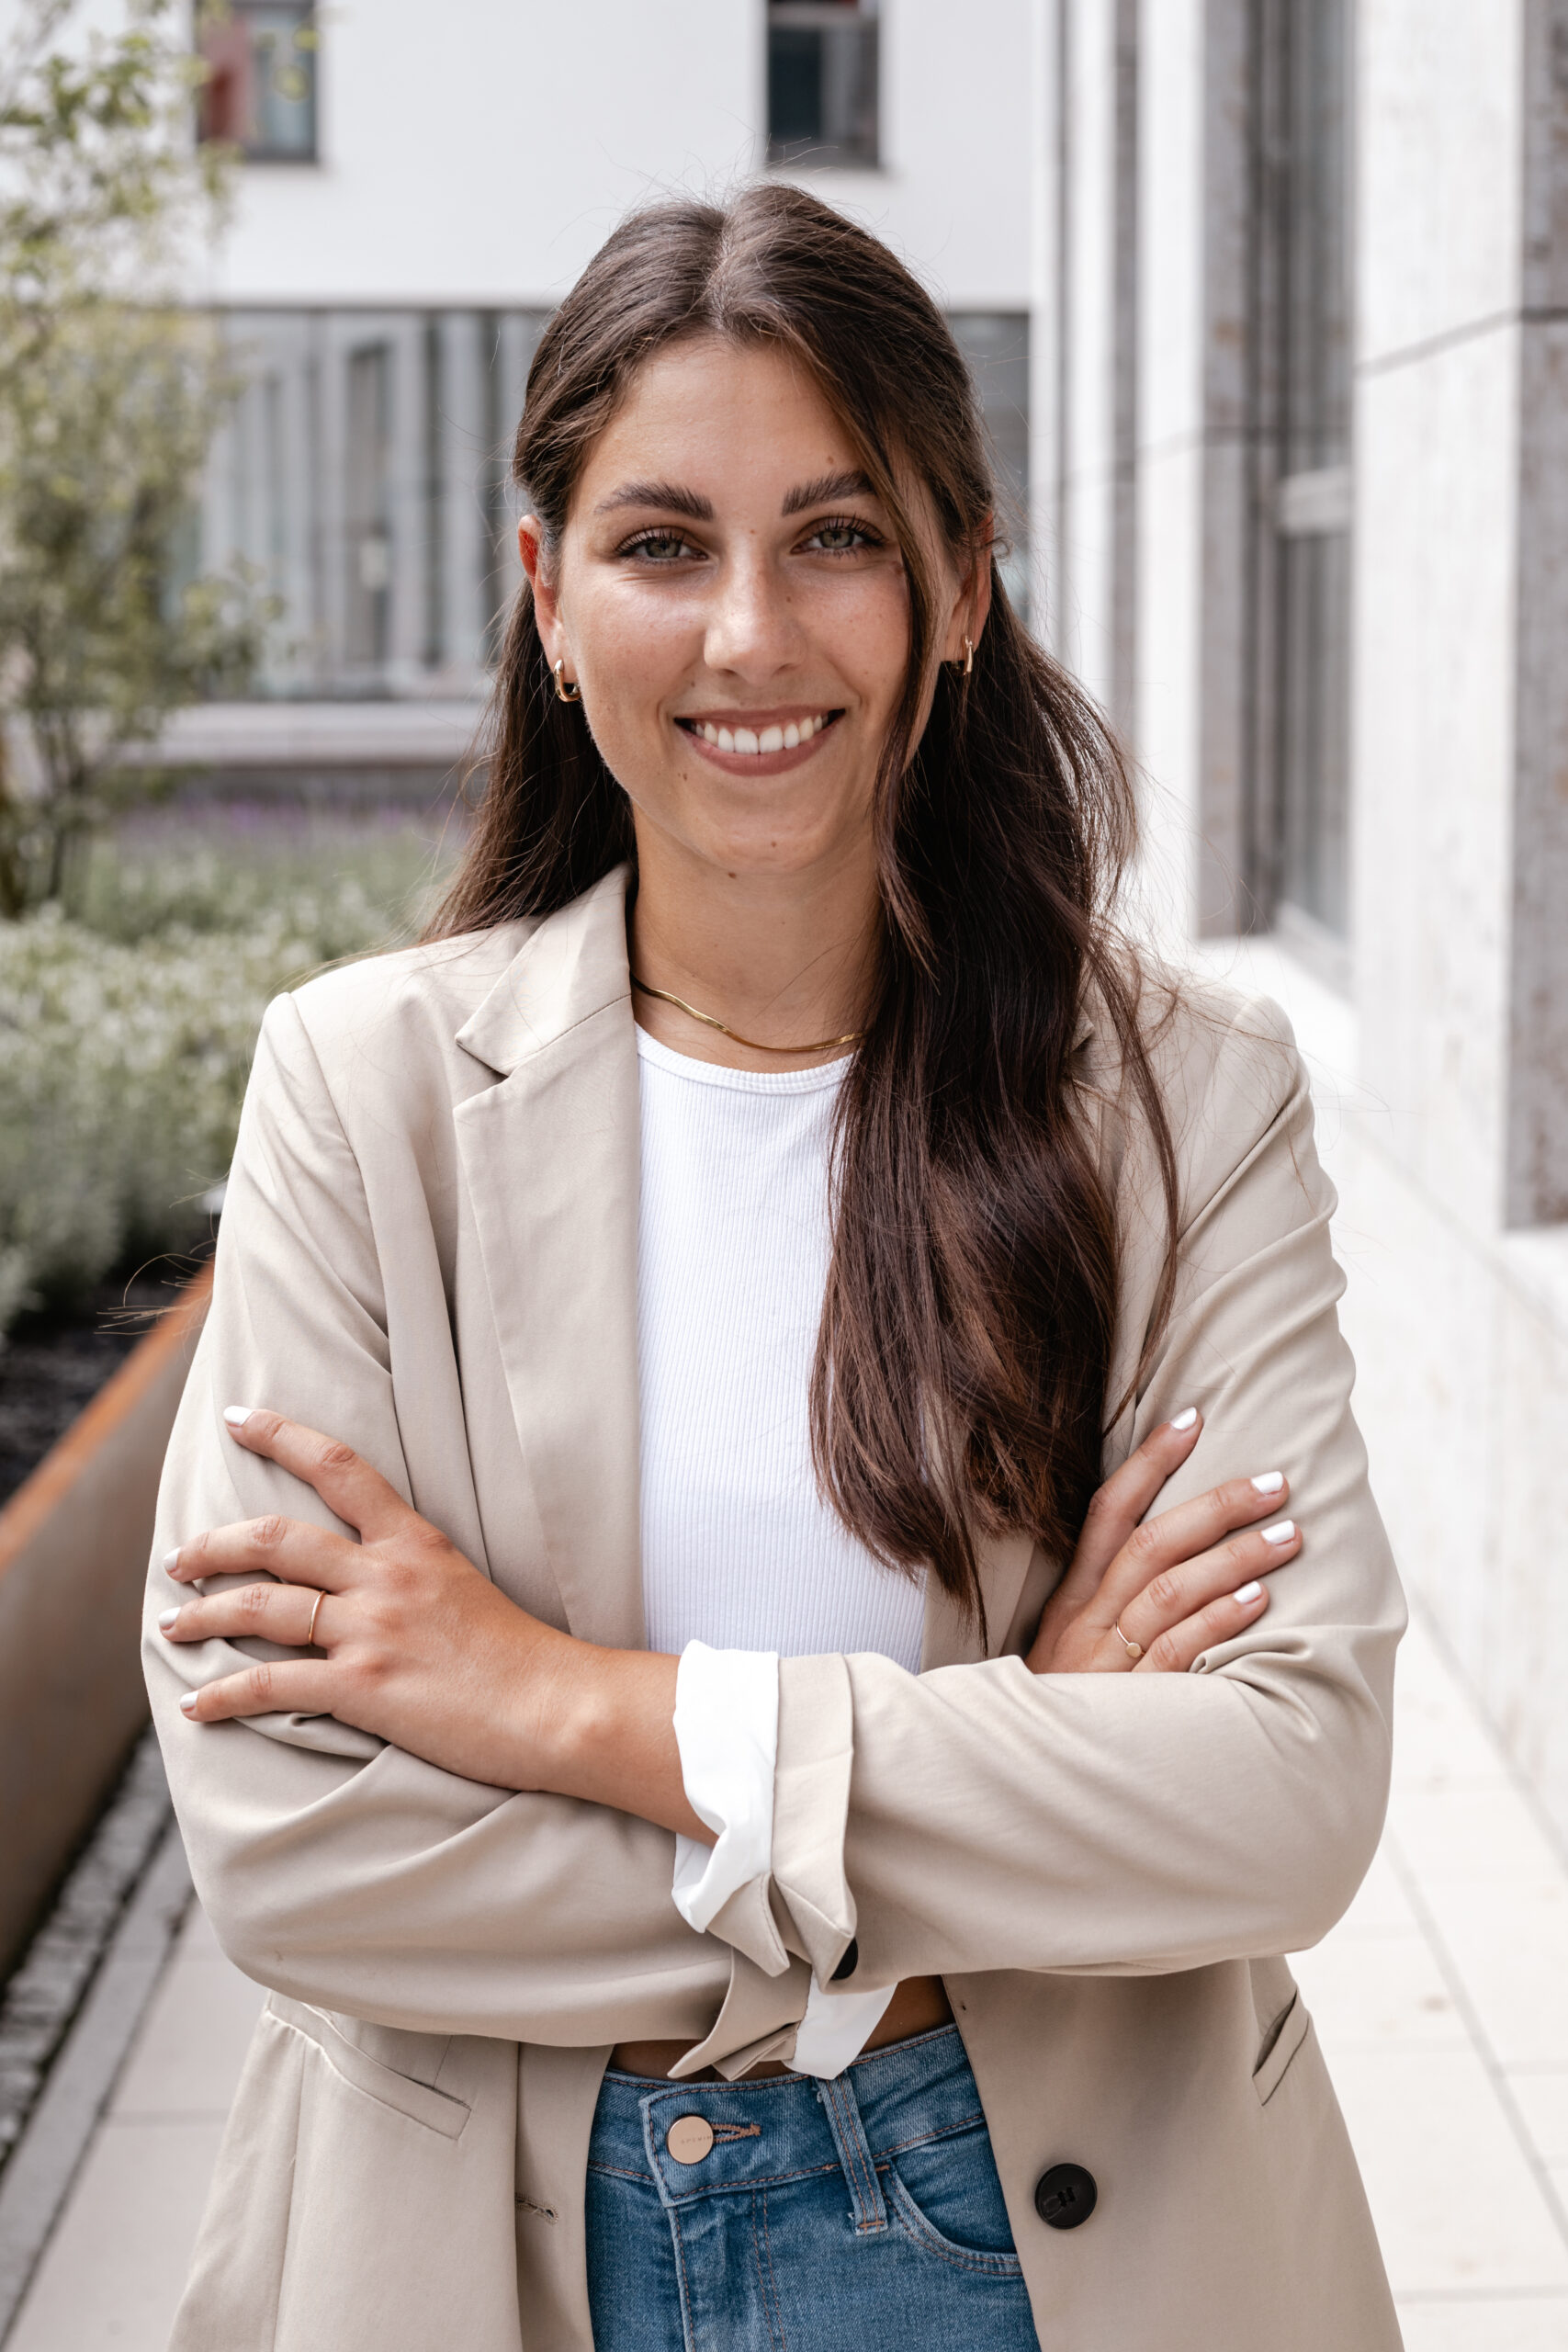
[197,3,318,163]
[1271,0,1352,944]
[344,345,391,672]
[947,314,1031,619]
[768,1,879,168]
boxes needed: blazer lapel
[452,867,646,1648]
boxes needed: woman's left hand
[158,1408,699,1833]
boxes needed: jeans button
[1033,2162,1098,2229]
[666,2115,716,2165]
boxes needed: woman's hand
[1025,1408,1300,1676]
[159,1408,705,1838]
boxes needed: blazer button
[1034,2162,1098,2230]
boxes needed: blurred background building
[189,0,1033,719]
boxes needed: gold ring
[1112,1619,1144,1662]
[306,1589,325,1647]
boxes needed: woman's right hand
[1025,1410,1301,1676]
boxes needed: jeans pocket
[883,2128,1026,2278]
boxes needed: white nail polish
[179,1692,198,1716]
[163,1547,180,1573]
[222,1406,254,1429]
[158,1608,179,1632]
[1251,1472,1285,1495]
[1260,1519,1295,1544]
[1234,1580,1263,1604]
[1169,1407,1198,1432]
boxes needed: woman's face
[521,335,982,888]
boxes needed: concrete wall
[1343,0,1568,1838]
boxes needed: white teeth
[695,713,831,752]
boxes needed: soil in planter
[0,1260,209,1509]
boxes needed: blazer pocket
[267,1995,472,2140]
[1252,1989,1312,2108]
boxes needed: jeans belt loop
[816,2070,887,2233]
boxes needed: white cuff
[790,1977,897,2079]
[671,1641,779,1936]
[670,1640,890,2078]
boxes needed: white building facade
[1035,0,1568,1846]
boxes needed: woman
[146,186,1402,2352]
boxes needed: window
[1269,0,1353,947]
[205,309,546,696]
[344,345,391,671]
[948,315,1031,619]
[767,0,879,168]
[197,2,318,162]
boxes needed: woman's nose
[702,551,804,677]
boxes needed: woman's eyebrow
[593,480,715,520]
[591,469,875,522]
[782,469,874,515]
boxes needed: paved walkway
[6,1608,1568,2348]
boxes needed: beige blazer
[144,866,1404,2352]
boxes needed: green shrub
[0,815,454,1335]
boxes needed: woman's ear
[940,522,994,663]
[517,516,561,657]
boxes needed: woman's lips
[675,709,843,775]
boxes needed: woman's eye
[622,531,699,563]
[803,518,878,556]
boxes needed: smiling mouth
[675,710,842,755]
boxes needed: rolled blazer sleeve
[750,994,1404,1994]
[144,995,729,2048]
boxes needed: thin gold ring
[306,1589,325,1647]
[1112,1619,1143,1663]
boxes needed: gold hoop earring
[950,636,974,679]
[554,659,581,704]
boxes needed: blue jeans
[585,2024,1043,2351]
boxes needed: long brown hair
[434,184,1178,1623]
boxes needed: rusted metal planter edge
[0,1269,212,1979]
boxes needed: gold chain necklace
[630,975,863,1057]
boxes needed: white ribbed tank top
[636,1025,926,1669]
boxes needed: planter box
[0,1272,210,1978]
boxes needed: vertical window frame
[1254,0,1356,971]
